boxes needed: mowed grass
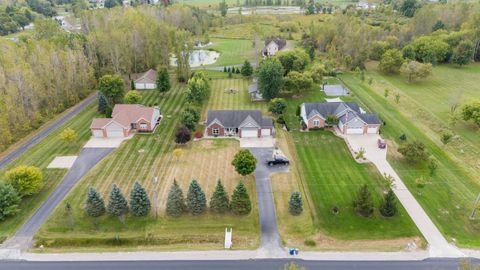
[37,84,260,251]
[206,38,256,67]
[365,63,480,177]
[341,72,480,248]
[0,102,99,242]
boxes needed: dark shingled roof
[264,37,287,50]
[248,82,258,94]
[303,102,381,125]
[206,110,273,128]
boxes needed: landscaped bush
[304,239,316,247]
[194,131,203,139]
[416,176,427,188]
[276,116,285,124]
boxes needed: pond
[170,50,220,67]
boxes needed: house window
[131,123,137,129]
[213,128,219,136]
[313,119,320,127]
[139,123,147,130]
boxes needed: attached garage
[367,126,379,134]
[261,128,271,137]
[105,122,125,138]
[346,127,364,135]
[92,129,104,138]
[241,128,258,138]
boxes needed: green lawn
[36,82,260,251]
[0,102,100,242]
[364,63,480,179]
[278,89,419,241]
[341,72,480,248]
[206,37,256,67]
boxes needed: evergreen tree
[241,60,253,77]
[186,180,207,215]
[129,182,151,217]
[131,79,135,90]
[288,191,303,215]
[157,67,171,92]
[379,189,397,217]
[107,184,129,221]
[235,67,241,74]
[85,187,106,218]
[230,181,251,215]
[223,66,227,72]
[98,93,108,114]
[209,180,230,214]
[0,182,20,221]
[353,184,374,217]
[166,180,186,217]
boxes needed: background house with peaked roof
[134,69,157,90]
[262,37,287,57]
[300,102,381,134]
[205,110,274,138]
[90,104,161,137]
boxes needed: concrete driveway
[1,147,114,250]
[240,137,275,148]
[248,148,288,258]
[343,134,463,258]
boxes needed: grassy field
[364,63,480,178]
[206,37,257,67]
[0,102,100,242]
[341,72,480,248]
[36,83,260,251]
[270,89,420,250]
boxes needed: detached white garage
[134,69,157,90]
[241,128,258,138]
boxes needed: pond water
[170,50,220,67]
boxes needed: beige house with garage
[90,104,161,138]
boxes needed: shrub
[175,125,191,144]
[399,133,407,141]
[59,128,78,143]
[268,98,287,115]
[0,182,21,221]
[398,140,429,163]
[304,239,316,247]
[194,131,203,139]
[276,116,286,124]
[124,90,142,104]
[5,165,44,196]
[440,131,453,145]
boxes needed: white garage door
[145,83,156,89]
[261,129,271,137]
[135,83,145,89]
[346,127,364,135]
[367,127,378,134]
[106,130,124,137]
[92,130,104,138]
[241,128,258,138]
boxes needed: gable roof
[303,102,381,125]
[135,69,157,84]
[112,104,157,127]
[264,37,287,50]
[248,82,258,94]
[206,110,273,128]
[90,118,113,129]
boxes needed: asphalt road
[0,258,477,270]
[0,93,97,170]
[1,147,114,249]
[249,148,289,256]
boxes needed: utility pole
[152,176,158,218]
[470,192,480,220]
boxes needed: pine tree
[107,184,129,221]
[186,180,207,215]
[209,180,230,214]
[288,191,303,215]
[157,67,171,92]
[380,189,397,217]
[223,66,227,72]
[166,180,186,217]
[241,60,253,77]
[130,79,135,90]
[230,181,251,215]
[98,93,109,114]
[130,182,151,217]
[85,187,106,218]
[353,184,374,217]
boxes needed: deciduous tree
[400,61,432,83]
[99,74,125,105]
[231,149,257,177]
[59,128,78,143]
[124,90,142,104]
[268,98,287,115]
[379,49,404,74]
[398,140,429,163]
[257,58,284,100]
[5,166,43,196]
[461,101,480,127]
[451,40,475,67]
[186,72,210,104]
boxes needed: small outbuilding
[134,69,157,90]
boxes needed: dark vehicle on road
[267,156,289,166]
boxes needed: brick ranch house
[205,110,274,138]
[300,102,381,135]
[90,104,161,138]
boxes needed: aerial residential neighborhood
[0,0,479,269]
